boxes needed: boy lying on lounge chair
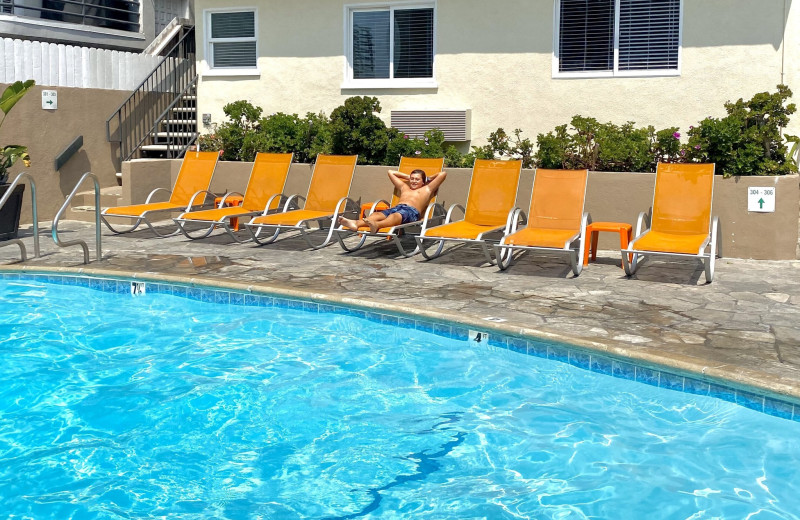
[338,169,447,233]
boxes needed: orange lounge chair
[622,162,722,283]
[493,169,590,276]
[243,154,359,249]
[415,159,523,264]
[173,152,293,242]
[101,150,219,237]
[335,156,445,257]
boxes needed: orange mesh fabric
[250,209,333,227]
[424,221,503,240]
[527,169,587,231]
[464,160,522,226]
[650,163,715,236]
[241,153,293,211]
[505,228,580,248]
[104,201,181,217]
[304,155,358,212]
[632,230,709,255]
[169,151,219,205]
[179,206,251,222]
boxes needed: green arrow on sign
[758,197,765,209]
[46,100,53,105]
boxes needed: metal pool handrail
[0,172,40,261]
[52,172,101,264]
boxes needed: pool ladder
[53,172,102,264]
[0,172,40,261]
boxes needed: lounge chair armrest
[445,203,465,224]
[283,194,305,212]
[334,197,360,216]
[419,202,446,233]
[145,187,172,204]
[218,192,244,208]
[504,207,526,235]
[711,215,722,258]
[262,193,287,214]
[634,211,650,238]
[185,190,215,211]
[366,199,391,216]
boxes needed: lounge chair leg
[622,251,639,277]
[176,220,217,240]
[569,251,582,276]
[336,229,368,253]
[392,235,418,257]
[247,224,281,245]
[494,245,514,270]
[223,223,253,243]
[299,224,336,250]
[416,237,445,260]
[144,219,181,238]
[101,215,145,234]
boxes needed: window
[206,9,257,71]
[555,0,681,77]
[0,0,141,32]
[345,2,435,87]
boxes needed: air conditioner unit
[391,109,471,141]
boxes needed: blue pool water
[1,279,799,520]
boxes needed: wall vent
[391,110,471,141]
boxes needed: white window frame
[552,0,682,79]
[342,0,437,89]
[203,7,260,77]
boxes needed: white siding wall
[0,38,162,90]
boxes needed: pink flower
[673,132,681,139]
[680,149,686,156]
[689,126,694,130]
[414,150,421,155]
[694,145,701,150]
[403,135,409,139]
[219,149,224,156]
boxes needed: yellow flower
[23,158,30,167]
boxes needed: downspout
[781,0,787,85]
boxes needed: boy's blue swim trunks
[381,204,420,224]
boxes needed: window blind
[210,11,256,68]
[558,0,614,73]
[618,0,680,70]
[393,8,433,79]
[353,10,390,79]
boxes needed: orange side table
[360,201,389,219]
[214,194,244,231]
[583,221,633,267]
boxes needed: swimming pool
[1,275,799,519]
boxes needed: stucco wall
[1,84,127,224]
[194,0,800,148]
[124,159,800,260]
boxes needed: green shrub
[329,96,391,165]
[535,116,680,172]
[682,84,796,177]
[385,128,447,165]
[239,112,332,163]
[198,100,262,161]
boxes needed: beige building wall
[0,84,127,224]
[195,0,800,147]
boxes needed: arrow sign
[748,187,775,212]
[41,90,57,110]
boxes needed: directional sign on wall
[747,186,776,212]
[42,90,57,110]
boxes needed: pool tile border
[2,271,798,423]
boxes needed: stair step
[72,186,122,207]
[172,107,196,113]
[161,119,197,125]
[141,144,190,151]
[152,132,198,138]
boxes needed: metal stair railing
[52,172,101,264]
[106,25,196,162]
[0,172,40,262]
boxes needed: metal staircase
[106,24,197,163]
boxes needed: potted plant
[0,79,34,241]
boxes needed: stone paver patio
[2,220,799,404]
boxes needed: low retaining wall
[123,160,800,260]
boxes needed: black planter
[0,183,25,241]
